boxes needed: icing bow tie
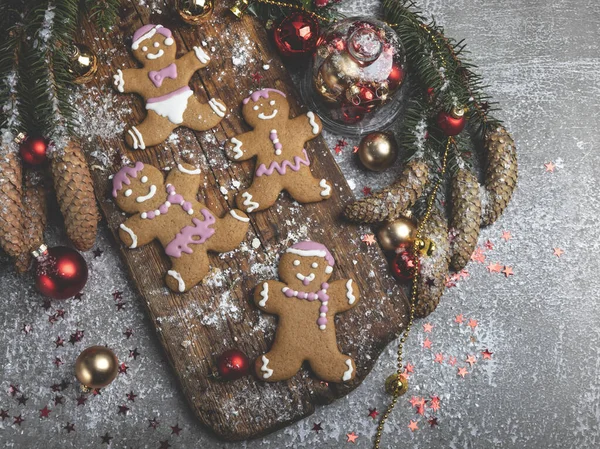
[149,63,178,87]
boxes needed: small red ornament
[216,349,250,380]
[273,12,320,59]
[436,107,466,136]
[34,245,88,299]
[19,136,49,165]
[387,62,405,91]
[340,102,368,124]
[391,250,415,283]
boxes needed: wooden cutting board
[79,0,409,440]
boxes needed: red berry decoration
[34,245,88,299]
[436,107,467,136]
[273,12,320,59]
[217,349,250,381]
[387,61,405,91]
[391,250,415,284]
[19,136,49,165]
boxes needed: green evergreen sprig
[83,0,120,31]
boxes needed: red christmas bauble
[341,102,368,124]
[19,136,49,165]
[35,246,88,299]
[217,349,250,380]
[436,109,466,136]
[273,12,320,58]
[387,62,405,91]
[391,250,415,283]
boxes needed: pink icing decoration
[290,241,335,266]
[132,24,172,44]
[112,162,144,197]
[147,86,191,104]
[269,130,283,152]
[165,209,216,258]
[242,88,286,105]
[255,149,310,177]
[284,282,330,328]
[143,184,192,219]
[148,63,178,88]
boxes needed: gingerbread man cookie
[112,161,249,293]
[224,89,332,213]
[113,24,227,149]
[254,241,360,383]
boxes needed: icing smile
[296,272,315,286]
[258,109,278,120]
[136,185,157,203]
[146,49,164,60]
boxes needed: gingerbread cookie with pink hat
[253,241,360,383]
[224,88,332,213]
[113,24,226,149]
[111,161,249,293]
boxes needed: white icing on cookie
[261,355,273,379]
[164,37,174,46]
[346,279,356,304]
[208,98,226,117]
[177,163,201,175]
[146,89,193,125]
[136,185,157,203]
[230,138,243,159]
[242,192,259,212]
[258,109,278,120]
[141,212,148,219]
[296,272,315,283]
[153,42,159,48]
[167,270,186,292]
[124,189,133,197]
[113,69,125,93]
[286,247,327,258]
[307,111,319,134]
[142,46,148,52]
[325,265,333,274]
[119,224,138,248]
[128,126,145,149]
[259,282,269,307]
[193,46,210,64]
[319,179,331,197]
[141,176,148,183]
[293,260,300,266]
[229,210,250,223]
[146,49,164,60]
[342,359,353,381]
[132,26,162,50]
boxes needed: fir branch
[83,0,120,30]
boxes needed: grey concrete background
[1,0,599,447]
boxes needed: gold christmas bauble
[385,373,408,396]
[377,217,417,252]
[314,58,348,103]
[357,132,398,172]
[177,0,213,23]
[75,346,119,389]
[66,43,97,84]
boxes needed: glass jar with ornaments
[300,17,406,135]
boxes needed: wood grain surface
[78,1,409,440]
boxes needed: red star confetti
[64,422,75,433]
[13,414,24,426]
[119,363,129,375]
[362,234,376,246]
[100,432,113,445]
[116,302,126,311]
[501,231,512,241]
[368,408,379,419]
[352,145,359,153]
[404,363,414,374]
[428,417,439,427]
[8,385,20,396]
[454,314,464,324]
[544,161,556,172]
[148,417,160,429]
[16,395,28,405]
[457,269,469,280]
[118,405,130,416]
[54,395,64,405]
[467,318,478,330]
[484,240,494,250]
[126,391,137,402]
[55,336,65,348]
[39,406,51,418]
[55,309,66,319]
[48,314,58,325]
[0,409,9,420]
[486,262,503,273]
[429,395,441,411]
[22,324,32,334]
[76,395,88,406]
[54,357,63,368]
[362,186,372,196]
[502,266,514,277]
[470,247,486,263]
[482,349,493,360]
[92,388,102,396]
[337,138,348,148]
[423,323,433,333]
[457,367,469,378]
[112,290,123,300]
[409,396,425,408]
[448,356,457,366]
[416,404,426,415]
[434,353,444,364]
[93,248,103,258]
[129,348,140,360]
[73,292,84,301]
[312,422,323,433]
[251,71,263,84]
[553,248,564,257]
[466,355,477,367]
[68,329,84,345]
[445,275,457,288]
[158,441,171,449]
[408,420,419,432]
[123,328,134,339]
[171,424,183,436]
[423,338,432,349]
[347,432,359,443]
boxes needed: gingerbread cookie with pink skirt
[224,88,332,213]
[112,24,227,149]
[254,241,360,383]
[112,161,249,293]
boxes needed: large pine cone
[15,170,47,273]
[449,168,481,271]
[50,140,99,251]
[345,160,429,223]
[0,148,27,263]
[481,126,517,226]
[415,209,450,318]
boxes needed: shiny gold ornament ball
[357,132,399,172]
[177,0,213,23]
[75,346,119,389]
[385,373,409,396]
[230,0,250,18]
[66,43,98,84]
[377,217,417,252]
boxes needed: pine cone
[15,170,47,273]
[481,126,517,226]
[415,209,450,318]
[449,168,481,271]
[0,147,27,261]
[50,140,99,251]
[345,160,429,224]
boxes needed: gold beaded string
[251,0,336,23]
[373,136,452,449]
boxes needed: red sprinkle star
[334,144,343,155]
[352,145,359,153]
[482,349,493,360]
[484,240,494,250]
[123,328,134,339]
[54,357,63,368]
[404,363,414,373]
[119,363,129,375]
[347,432,359,443]
[553,248,564,257]
[429,395,441,411]
[76,395,88,406]
[251,72,263,84]
[423,323,433,333]
[457,367,469,378]
[362,186,372,196]
[409,396,425,408]
[337,138,347,148]
[454,314,464,324]
[502,266,514,277]
[466,355,477,367]
[68,329,84,345]
[428,417,439,427]
[112,290,123,301]
[148,417,160,429]
[501,231,512,241]
[467,318,478,330]
[21,324,32,334]
[48,314,58,325]
[16,395,28,405]
[486,262,503,273]
[100,432,112,444]
[448,356,457,366]
[126,391,137,402]
[54,395,64,405]
[129,348,140,360]
[55,309,66,319]
[434,353,444,364]
[362,234,376,246]
[64,422,75,433]
[312,422,323,433]
[408,420,419,432]
[8,385,20,396]
[470,247,486,263]
[368,408,379,419]
[39,406,51,418]
[171,424,183,436]
[158,441,171,449]
[416,404,426,415]
[0,409,9,420]
[118,405,129,416]
[116,302,126,311]
[423,338,432,349]
[13,414,24,426]
[544,161,556,172]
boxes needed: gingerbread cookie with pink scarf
[224,88,332,213]
[254,241,360,383]
[113,24,226,149]
[112,161,249,293]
